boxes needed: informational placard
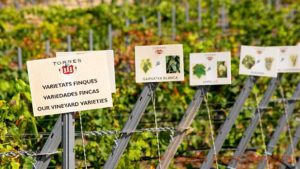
[190,52,231,86]
[56,50,116,93]
[135,44,184,83]
[239,46,279,77]
[276,46,300,73]
[27,55,112,116]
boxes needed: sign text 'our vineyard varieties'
[135,44,184,83]
[27,54,112,116]
[190,52,231,86]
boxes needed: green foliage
[0,0,300,168]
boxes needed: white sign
[135,44,184,83]
[27,55,113,116]
[239,46,279,77]
[277,46,300,73]
[56,50,116,93]
[190,52,231,86]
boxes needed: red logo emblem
[155,49,163,54]
[257,50,262,54]
[59,65,77,74]
[207,56,213,61]
[281,49,286,53]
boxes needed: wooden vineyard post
[280,124,300,169]
[227,76,281,169]
[103,83,158,169]
[257,80,300,169]
[200,76,258,169]
[157,86,208,169]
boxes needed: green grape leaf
[193,64,206,79]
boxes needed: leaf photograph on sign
[135,44,184,83]
[239,46,279,77]
[190,52,231,86]
[277,46,300,73]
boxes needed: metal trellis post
[227,76,281,169]
[157,86,208,169]
[185,2,189,23]
[35,116,62,169]
[103,83,158,169]
[200,76,258,169]
[125,19,130,46]
[198,0,202,27]
[108,24,112,50]
[62,34,76,169]
[280,124,300,169]
[172,6,176,40]
[62,113,75,169]
[45,40,50,55]
[257,80,300,169]
[296,158,300,169]
[17,47,22,71]
[157,11,162,37]
[142,15,147,27]
[89,29,94,51]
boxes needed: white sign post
[239,45,280,77]
[277,46,300,73]
[190,52,231,86]
[135,44,184,83]
[27,54,112,116]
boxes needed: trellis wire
[254,92,270,169]
[203,92,219,169]
[278,84,296,166]
[150,86,162,169]
[78,111,88,169]
[0,150,60,158]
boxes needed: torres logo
[52,59,81,75]
[59,64,77,74]
[207,56,213,61]
[257,50,262,54]
[155,49,163,54]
